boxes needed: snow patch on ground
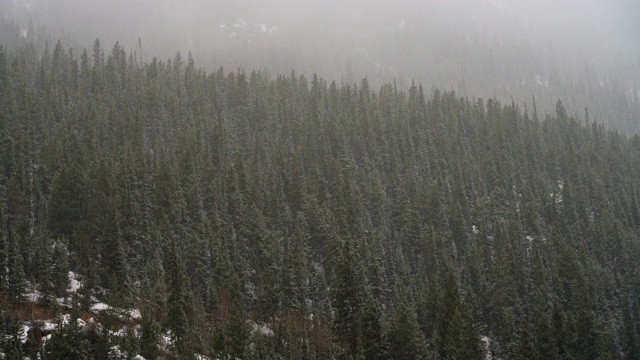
[11,280,155,359]
[67,271,82,293]
[130,309,142,320]
[90,300,141,322]
[20,324,29,343]
[25,284,43,303]
[45,271,86,307]
[160,330,175,352]
[91,301,110,312]
[109,327,131,338]
[42,320,57,332]
[481,335,492,360]
[26,290,41,303]
[109,345,127,359]
[249,320,274,337]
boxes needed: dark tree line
[2,1,640,135]
[1,36,640,359]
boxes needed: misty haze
[1,1,640,359]
[3,0,640,130]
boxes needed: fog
[2,0,639,129]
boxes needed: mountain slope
[1,37,640,358]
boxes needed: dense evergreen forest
[2,0,640,134]
[1,35,640,358]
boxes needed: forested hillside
[2,0,640,133]
[1,37,640,359]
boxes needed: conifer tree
[49,164,87,243]
[0,221,7,297]
[43,312,91,360]
[623,295,638,360]
[1,312,25,360]
[100,210,131,307]
[434,264,462,359]
[140,308,161,360]
[358,293,385,360]
[332,236,366,358]
[165,236,190,357]
[51,238,70,298]
[6,226,25,305]
[387,295,428,360]
[281,212,310,312]
[448,291,484,360]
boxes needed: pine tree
[1,311,25,360]
[448,291,484,360]
[50,238,70,298]
[534,302,558,360]
[386,296,428,360]
[281,212,310,312]
[224,299,250,360]
[434,264,461,359]
[165,235,191,357]
[0,171,7,298]
[100,209,131,307]
[48,164,87,242]
[513,317,536,360]
[140,308,161,360]
[358,294,386,360]
[573,287,598,359]
[6,226,25,305]
[43,313,91,360]
[332,236,366,358]
[146,243,168,324]
[623,295,638,360]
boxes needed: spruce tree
[386,296,428,360]
[51,238,70,298]
[358,293,386,360]
[623,295,638,360]
[6,226,25,305]
[43,313,91,360]
[165,235,190,357]
[140,308,161,360]
[1,312,25,360]
[332,236,366,358]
